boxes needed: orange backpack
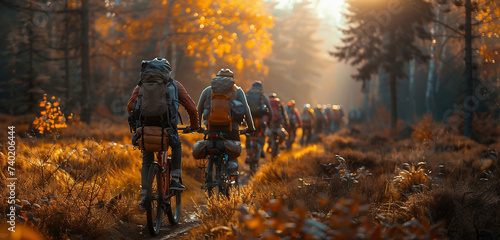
[207,90,234,130]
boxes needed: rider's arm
[175,80,199,129]
[237,88,255,132]
[197,87,211,128]
[281,103,290,127]
[263,95,273,122]
[126,85,140,115]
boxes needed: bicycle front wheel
[146,164,163,236]
[166,178,182,225]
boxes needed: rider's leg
[169,132,186,191]
[140,150,154,208]
[226,130,240,176]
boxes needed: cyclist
[300,103,316,146]
[313,104,326,142]
[284,100,302,151]
[266,93,289,155]
[197,69,255,176]
[127,58,199,209]
[245,81,273,159]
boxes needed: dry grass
[188,115,500,239]
[2,113,500,239]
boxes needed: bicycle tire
[215,159,225,198]
[205,158,216,198]
[271,139,279,159]
[249,162,257,175]
[166,178,182,225]
[146,164,163,236]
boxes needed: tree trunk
[390,74,397,129]
[426,19,438,115]
[364,79,371,121]
[435,43,447,94]
[64,0,70,111]
[158,0,173,57]
[435,14,448,95]
[28,4,35,114]
[409,59,416,121]
[464,0,473,137]
[389,29,397,130]
[80,0,91,124]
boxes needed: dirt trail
[118,142,314,240]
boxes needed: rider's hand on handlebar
[241,128,255,135]
[197,127,205,133]
[182,126,193,133]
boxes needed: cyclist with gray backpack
[196,69,255,177]
[127,58,199,209]
[245,81,273,159]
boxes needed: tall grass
[189,115,500,239]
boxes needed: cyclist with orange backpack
[301,104,316,146]
[197,69,255,176]
[127,58,199,209]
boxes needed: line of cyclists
[126,58,348,209]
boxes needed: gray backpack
[133,59,179,128]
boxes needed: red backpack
[269,97,281,123]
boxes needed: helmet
[290,100,296,105]
[217,68,234,78]
[303,104,311,109]
[268,93,277,98]
[252,81,262,87]
[141,57,172,74]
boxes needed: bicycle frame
[202,132,239,196]
[154,152,172,200]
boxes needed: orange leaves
[245,39,256,49]
[33,94,72,135]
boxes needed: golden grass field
[1,113,500,239]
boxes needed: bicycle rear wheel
[271,139,279,159]
[166,178,182,225]
[146,164,163,236]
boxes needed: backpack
[207,76,235,130]
[302,109,313,126]
[269,98,282,124]
[246,88,267,118]
[333,109,341,121]
[325,108,335,121]
[285,105,298,125]
[132,59,179,152]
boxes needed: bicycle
[144,127,187,236]
[267,130,280,159]
[245,131,262,175]
[201,129,245,198]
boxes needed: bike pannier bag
[192,140,207,159]
[224,140,242,158]
[137,126,169,152]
